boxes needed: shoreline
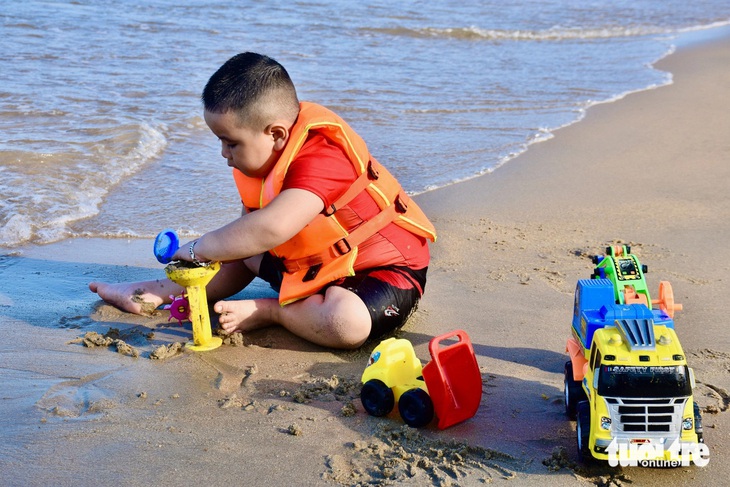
[2,26,730,486]
[414,23,730,198]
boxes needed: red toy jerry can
[422,330,482,429]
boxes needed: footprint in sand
[36,369,120,419]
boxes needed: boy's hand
[171,239,208,265]
[171,240,193,262]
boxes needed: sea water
[2,0,729,248]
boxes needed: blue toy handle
[154,229,180,264]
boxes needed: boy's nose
[220,142,231,159]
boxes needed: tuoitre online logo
[607,439,709,467]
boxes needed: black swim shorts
[258,252,427,340]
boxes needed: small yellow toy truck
[360,330,482,429]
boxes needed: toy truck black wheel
[564,361,587,420]
[576,400,593,463]
[361,379,395,417]
[398,388,434,428]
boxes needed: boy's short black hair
[202,52,299,130]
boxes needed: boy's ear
[269,122,290,151]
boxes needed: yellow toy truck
[361,330,482,429]
[565,246,703,464]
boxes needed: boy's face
[204,109,279,178]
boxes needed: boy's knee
[321,287,371,348]
[320,310,370,349]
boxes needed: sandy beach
[2,27,730,486]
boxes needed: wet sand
[2,28,730,486]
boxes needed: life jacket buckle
[302,263,322,282]
[395,194,408,213]
[367,161,379,180]
[333,238,352,256]
[324,204,337,216]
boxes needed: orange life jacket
[233,101,436,305]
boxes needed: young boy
[89,52,436,349]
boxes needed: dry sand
[1,27,730,486]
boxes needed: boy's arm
[174,188,324,263]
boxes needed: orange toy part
[566,337,588,381]
[652,280,683,318]
[622,285,649,306]
[421,330,482,430]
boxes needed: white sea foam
[0,122,167,247]
[368,25,679,41]
[366,19,730,42]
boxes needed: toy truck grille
[605,397,687,435]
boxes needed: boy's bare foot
[214,299,277,334]
[89,281,169,315]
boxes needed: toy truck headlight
[683,417,693,431]
[600,416,612,430]
[367,350,380,367]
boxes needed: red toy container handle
[423,329,482,429]
[428,329,471,362]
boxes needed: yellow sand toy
[164,261,222,352]
[154,229,222,352]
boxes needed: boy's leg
[215,286,372,349]
[89,258,256,315]
[215,265,426,349]
[206,259,258,300]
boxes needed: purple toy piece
[164,293,190,326]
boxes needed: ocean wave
[0,122,167,248]
[362,21,730,42]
